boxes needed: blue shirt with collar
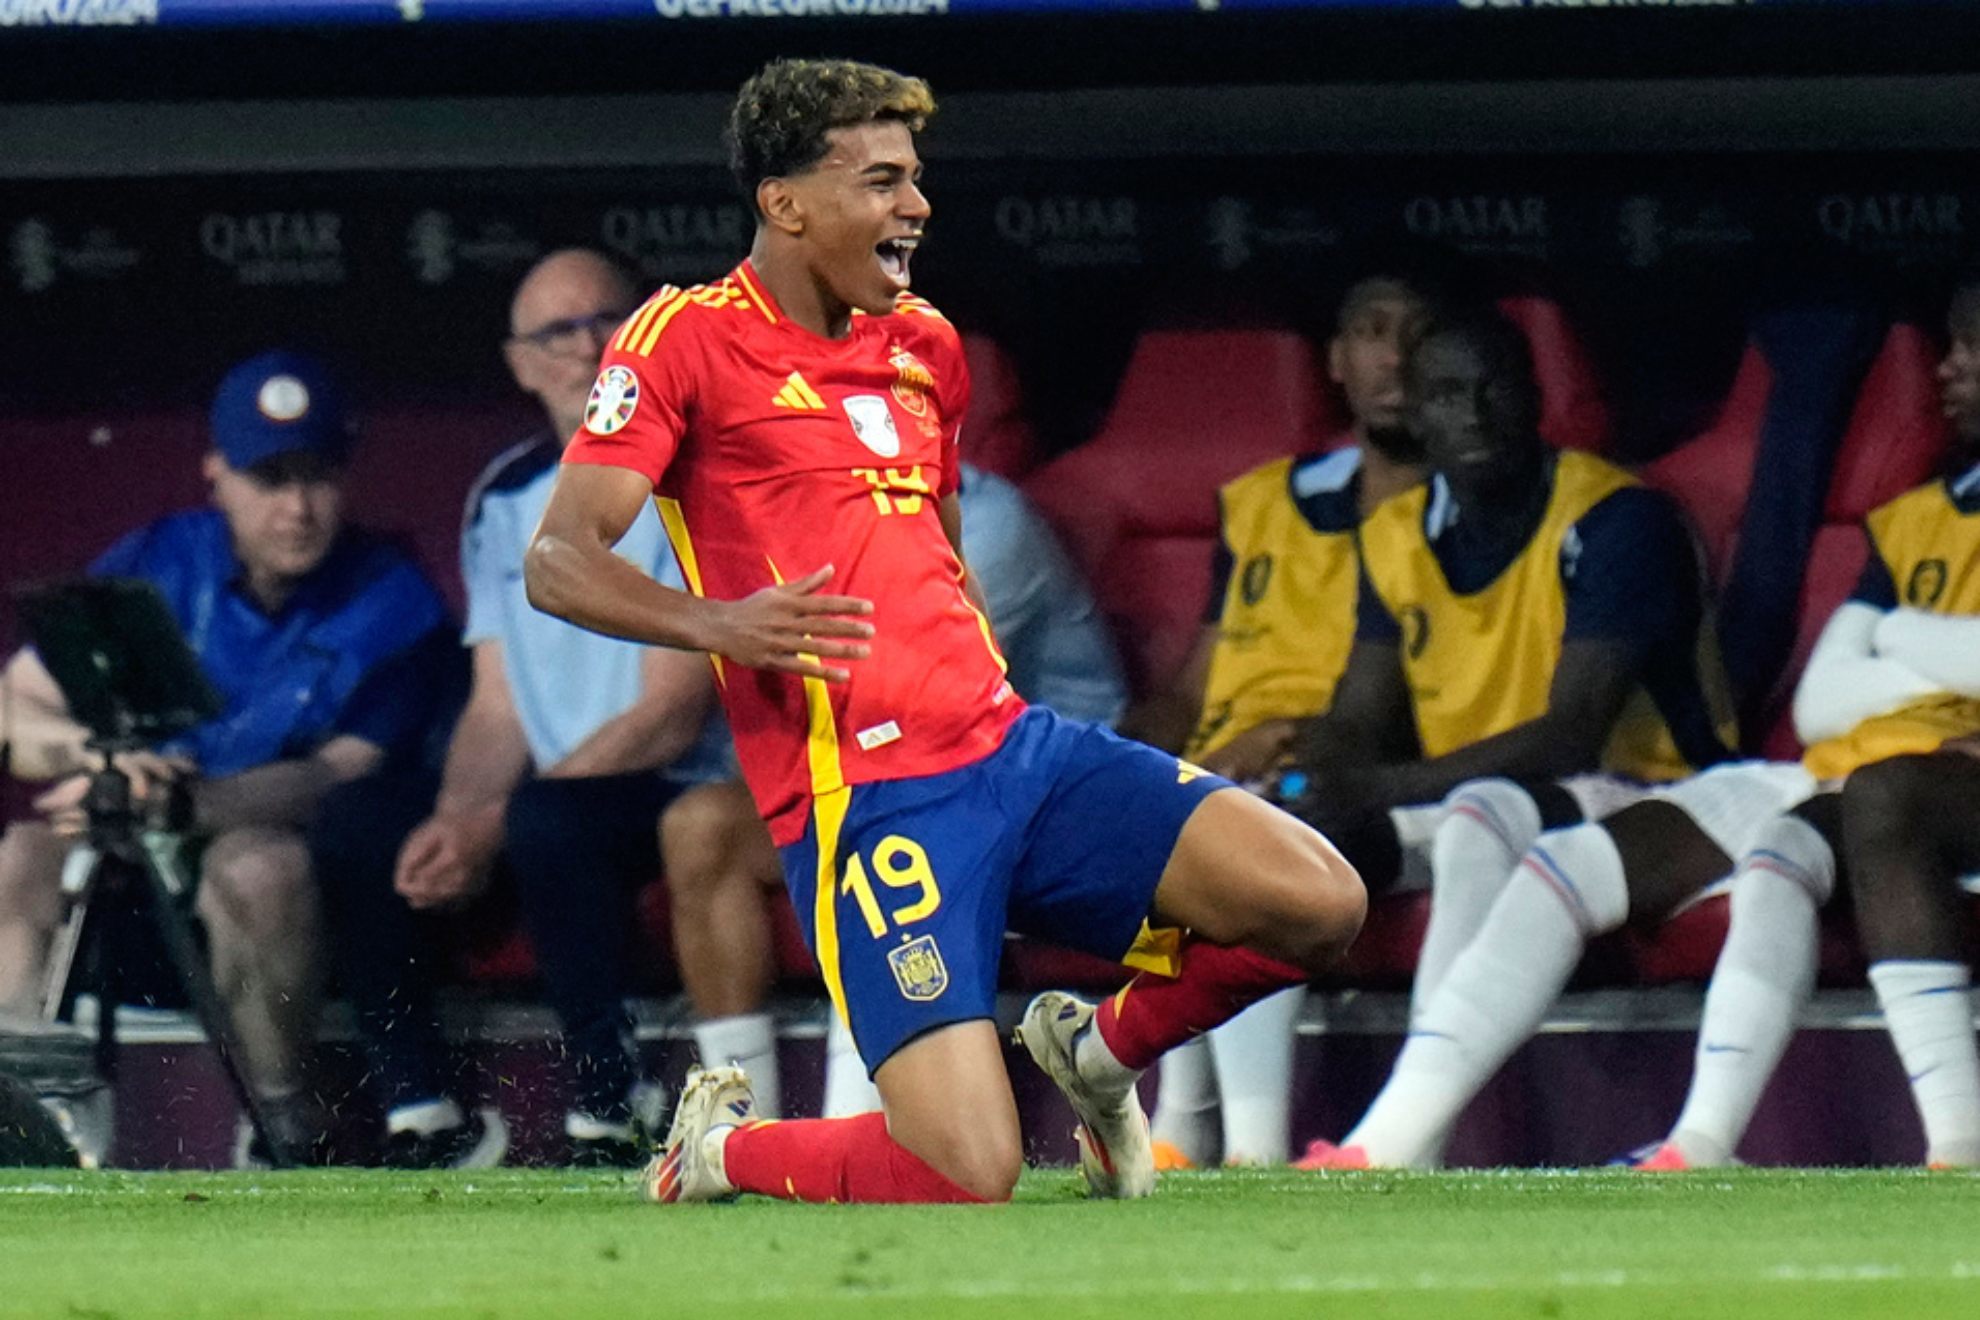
[89,509,449,779]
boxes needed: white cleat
[1017,991,1155,1199]
[640,1065,754,1204]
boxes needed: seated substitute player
[310,249,751,1168]
[1616,290,1980,1170]
[523,57,1365,1205]
[1128,267,1435,1169]
[0,351,448,1165]
[1270,307,1738,1168]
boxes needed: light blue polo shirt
[957,463,1127,728]
[461,434,731,783]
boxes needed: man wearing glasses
[312,249,780,1168]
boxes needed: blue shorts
[780,706,1233,1073]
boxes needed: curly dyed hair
[726,58,937,212]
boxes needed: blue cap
[210,350,351,472]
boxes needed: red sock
[721,1112,990,1204]
[1094,937,1308,1071]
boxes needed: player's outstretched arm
[526,462,875,683]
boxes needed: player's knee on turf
[911,1117,1022,1203]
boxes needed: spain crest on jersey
[888,344,936,418]
[887,934,949,1002]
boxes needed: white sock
[1148,1035,1219,1166]
[1414,780,1544,1021]
[822,1013,882,1118]
[1347,824,1627,1167]
[1667,817,1832,1167]
[1073,1012,1141,1101]
[1210,986,1304,1165]
[1869,960,1980,1167]
[702,1124,738,1194]
[694,1013,781,1119]
[387,1096,464,1137]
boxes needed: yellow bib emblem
[888,935,949,1002]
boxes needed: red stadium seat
[1752,323,1947,759]
[1640,343,1774,584]
[1825,322,1950,524]
[1497,295,1614,455]
[1022,326,1340,692]
[959,335,1039,481]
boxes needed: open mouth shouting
[876,233,921,289]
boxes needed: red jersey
[563,262,1023,845]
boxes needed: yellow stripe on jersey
[810,785,854,1029]
[764,556,848,799]
[893,292,948,322]
[734,264,778,325]
[956,565,1010,677]
[1803,478,1980,777]
[765,552,855,1028]
[633,290,694,358]
[656,496,722,686]
[613,286,678,352]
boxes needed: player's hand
[711,565,875,684]
[1199,720,1294,785]
[395,811,502,911]
[1943,733,1980,760]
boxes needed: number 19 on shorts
[841,835,942,938]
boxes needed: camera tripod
[38,741,294,1169]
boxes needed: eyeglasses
[509,309,632,355]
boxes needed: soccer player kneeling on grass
[522,59,1365,1205]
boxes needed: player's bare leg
[1021,789,1364,1195]
[648,1020,1015,1204]
[660,781,785,1114]
[1846,753,1980,1167]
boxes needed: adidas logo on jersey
[773,373,826,411]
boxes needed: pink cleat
[1292,1139,1370,1171]
[1627,1142,1691,1172]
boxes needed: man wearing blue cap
[0,350,449,1167]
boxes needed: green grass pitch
[3,1167,1978,1318]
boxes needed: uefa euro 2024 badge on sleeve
[584,365,640,437]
